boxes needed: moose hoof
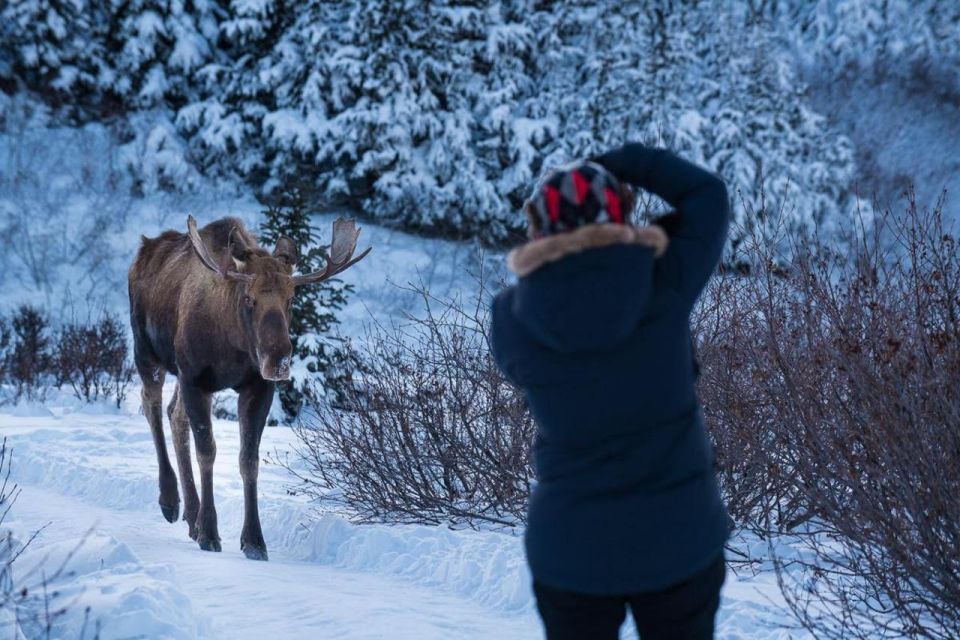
[198,538,222,553]
[160,502,180,523]
[241,544,269,561]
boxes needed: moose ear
[273,237,298,269]
[228,227,252,268]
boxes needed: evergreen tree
[259,187,353,421]
[100,0,216,107]
[8,0,951,254]
[0,0,103,105]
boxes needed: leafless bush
[696,189,960,638]
[288,185,957,635]
[4,305,52,403]
[54,313,134,408]
[287,276,536,528]
[212,391,239,421]
[693,268,807,537]
[0,440,20,631]
[0,318,11,396]
[1,307,134,408]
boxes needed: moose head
[186,215,371,381]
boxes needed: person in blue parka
[490,143,732,640]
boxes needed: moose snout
[257,310,293,381]
[259,345,293,382]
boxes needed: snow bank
[8,415,535,618]
[14,532,205,639]
[288,515,532,614]
[12,427,160,513]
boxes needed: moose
[128,215,370,559]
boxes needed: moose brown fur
[128,216,369,559]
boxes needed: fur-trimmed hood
[493,224,668,354]
[507,224,668,277]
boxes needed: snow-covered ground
[1,392,800,639]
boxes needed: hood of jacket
[502,224,662,354]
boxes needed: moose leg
[237,378,275,561]
[168,384,201,541]
[180,383,221,552]
[138,365,180,523]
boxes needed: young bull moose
[129,215,370,559]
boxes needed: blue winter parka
[490,143,732,595]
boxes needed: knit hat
[526,161,627,237]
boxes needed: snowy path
[1,398,800,639]
[13,486,536,639]
[2,402,541,639]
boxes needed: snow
[262,109,314,153]
[1,396,800,639]
[16,532,203,639]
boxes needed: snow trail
[4,404,540,639]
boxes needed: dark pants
[532,552,726,640]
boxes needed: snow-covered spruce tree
[259,188,353,421]
[0,0,105,109]
[2,0,870,255]
[178,0,298,185]
[690,8,859,260]
[1,0,220,114]
[528,3,860,260]
[92,0,216,108]
[240,0,535,241]
[762,0,960,98]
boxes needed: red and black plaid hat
[527,161,626,237]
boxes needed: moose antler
[187,215,255,282]
[292,218,372,286]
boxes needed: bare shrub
[6,305,52,402]
[287,184,958,635]
[693,267,808,538]
[287,277,535,528]
[212,391,239,421]
[0,318,11,399]
[696,189,960,638]
[54,313,134,408]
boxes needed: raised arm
[591,143,731,303]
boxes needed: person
[490,143,732,640]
